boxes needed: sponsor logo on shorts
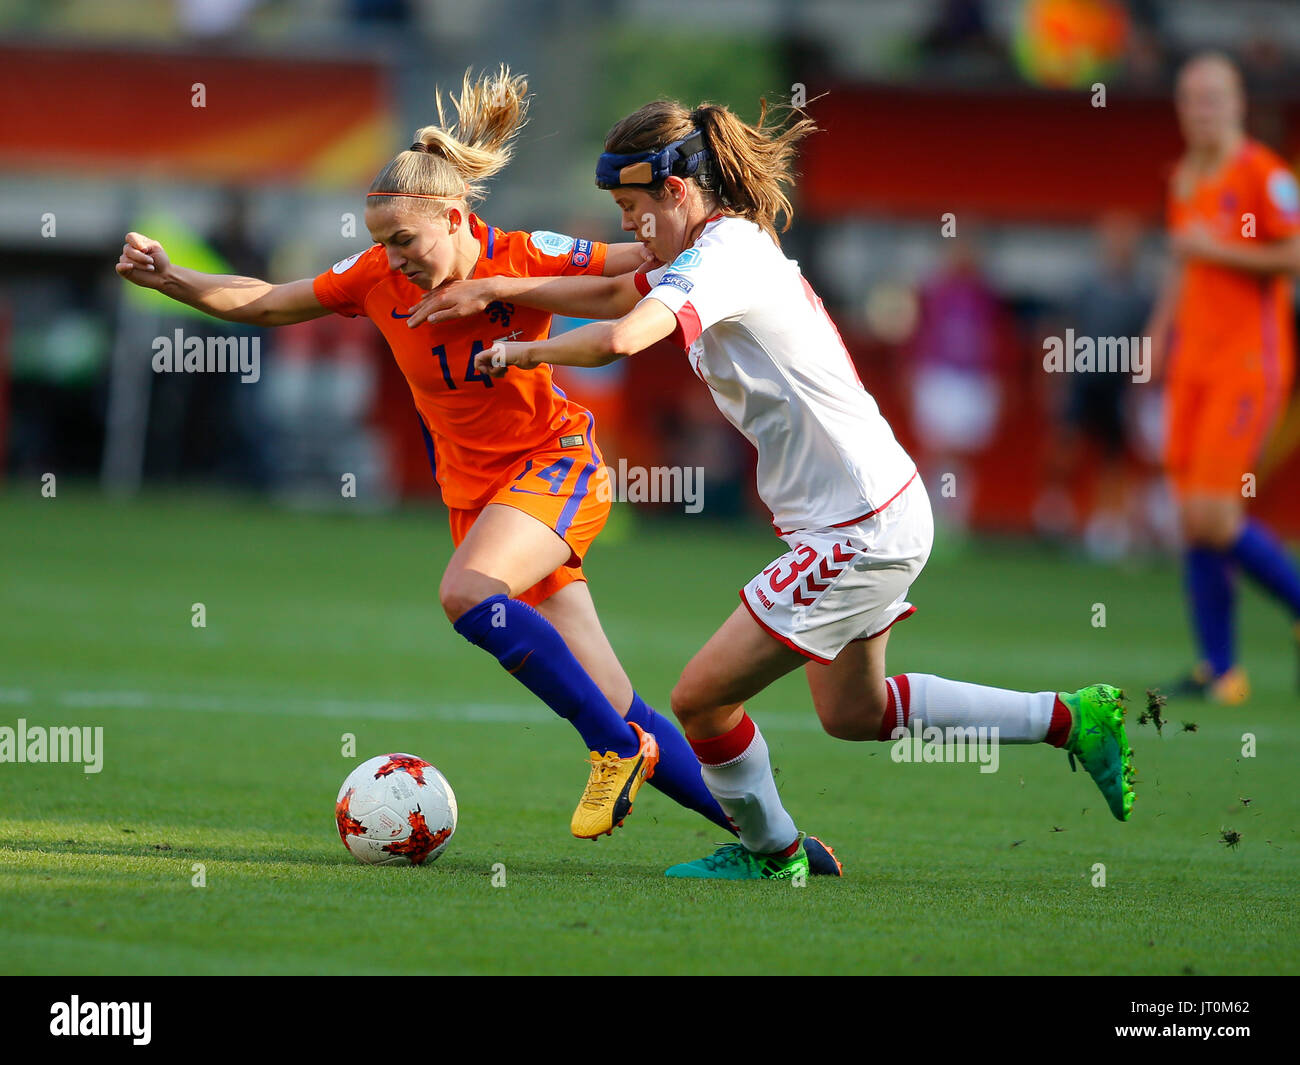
[753,587,775,610]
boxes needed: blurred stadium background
[3,0,1300,545]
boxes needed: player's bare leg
[440,504,657,838]
[439,503,572,619]
[664,607,814,878]
[804,630,892,740]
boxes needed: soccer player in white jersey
[409,98,1137,879]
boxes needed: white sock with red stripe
[689,712,799,856]
[879,674,1067,744]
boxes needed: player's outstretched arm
[115,231,331,327]
[473,296,678,375]
[603,241,657,276]
[406,269,643,329]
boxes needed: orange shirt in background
[1168,139,1300,381]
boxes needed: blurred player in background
[907,235,1006,536]
[1036,212,1151,559]
[1147,52,1300,704]
[418,96,1137,880]
[115,67,809,860]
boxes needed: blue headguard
[595,130,713,190]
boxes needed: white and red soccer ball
[335,754,457,866]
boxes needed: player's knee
[439,573,491,623]
[669,677,705,727]
[820,716,871,741]
[670,673,729,734]
[818,704,884,742]
[1180,506,1239,549]
[816,685,887,741]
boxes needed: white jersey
[634,215,916,534]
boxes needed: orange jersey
[313,216,609,509]
[1167,139,1300,379]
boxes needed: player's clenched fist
[115,232,172,290]
[473,340,534,378]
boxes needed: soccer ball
[335,753,458,866]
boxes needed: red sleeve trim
[671,301,702,347]
[633,271,652,295]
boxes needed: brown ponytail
[368,65,530,213]
[604,97,817,240]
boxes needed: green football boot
[1061,683,1135,821]
[666,834,810,880]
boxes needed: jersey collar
[467,213,495,279]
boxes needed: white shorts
[740,474,934,663]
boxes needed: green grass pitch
[1,492,1296,975]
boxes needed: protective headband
[595,130,713,190]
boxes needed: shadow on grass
[0,837,341,866]
[0,838,676,880]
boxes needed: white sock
[891,673,1059,743]
[694,714,799,855]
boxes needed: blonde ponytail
[368,65,530,212]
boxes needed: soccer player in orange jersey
[1147,52,1300,704]
[114,67,826,859]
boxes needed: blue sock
[625,692,736,834]
[1185,547,1236,677]
[453,594,639,757]
[1230,520,1300,617]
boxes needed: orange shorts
[1165,359,1291,498]
[447,441,611,607]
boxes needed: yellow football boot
[1208,666,1250,706]
[571,722,659,839]
[1171,662,1250,706]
